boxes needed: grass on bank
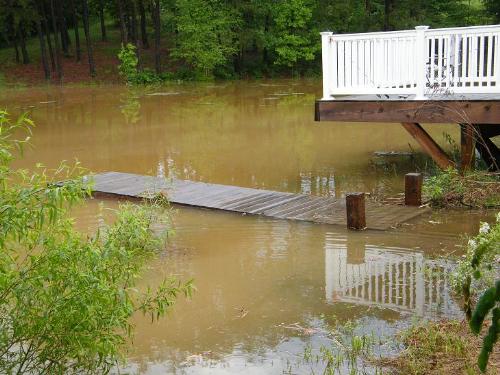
[379,320,499,375]
[424,168,500,208]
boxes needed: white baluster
[338,40,345,90]
[479,34,485,86]
[486,34,493,85]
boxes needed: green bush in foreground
[0,110,193,374]
[470,281,499,372]
[453,213,500,372]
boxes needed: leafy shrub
[452,213,500,372]
[0,111,193,373]
[424,168,500,208]
[118,44,174,85]
[118,43,139,85]
[470,282,499,372]
[453,215,500,317]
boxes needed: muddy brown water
[0,80,496,374]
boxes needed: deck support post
[401,122,454,170]
[405,173,423,206]
[414,26,429,100]
[346,193,366,230]
[460,123,475,172]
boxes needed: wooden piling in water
[346,193,366,230]
[405,173,423,206]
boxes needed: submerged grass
[378,320,500,375]
[423,168,500,208]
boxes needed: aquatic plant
[299,318,380,375]
[0,111,193,373]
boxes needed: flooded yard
[0,80,495,374]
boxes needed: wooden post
[405,173,423,206]
[460,123,475,173]
[346,193,366,230]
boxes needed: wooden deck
[90,172,430,231]
[315,95,500,171]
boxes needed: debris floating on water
[146,92,181,96]
[271,92,305,96]
[373,151,414,157]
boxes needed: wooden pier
[90,172,429,231]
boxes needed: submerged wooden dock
[90,172,429,230]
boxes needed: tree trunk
[36,18,51,80]
[364,0,371,31]
[13,33,20,63]
[82,0,96,77]
[384,0,392,31]
[40,1,56,71]
[139,0,149,48]
[70,0,81,62]
[117,0,128,44]
[153,0,161,74]
[131,1,138,45]
[57,2,70,57]
[99,0,107,41]
[19,26,30,64]
[7,15,20,63]
[50,0,63,80]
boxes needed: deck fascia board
[315,99,500,124]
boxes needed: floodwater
[0,80,496,374]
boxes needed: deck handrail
[321,24,500,100]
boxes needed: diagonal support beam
[401,122,454,169]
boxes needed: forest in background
[0,0,499,83]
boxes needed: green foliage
[424,167,464,206]
[452,214,499,372]
[382,320,481,375]
[171,0,240,78]
[0,110,193,373]
[484,0,500,22]
[118,43,139,84]
[453,214,500,317]
[471,283,500,334]
[118,44,173,85]
[0,0,494,81]
[470,284,499,372]
[423,168,500,208]
[299,318,379,374]
[270,0,319,70]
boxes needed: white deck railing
[321,24,500,100]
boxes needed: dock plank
[89,172,429,230]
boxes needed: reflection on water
[325,242,458,317]
[105,205,465,374]
[0,80,492,373]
